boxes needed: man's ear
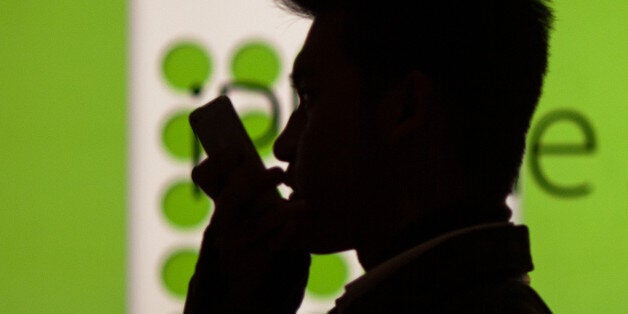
[386,70,434,145]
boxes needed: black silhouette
[185,0,554,312]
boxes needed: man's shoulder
[448,277,552,314]
[331,224,551,313]
[334,277,551,314]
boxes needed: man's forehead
[291,14,346,81]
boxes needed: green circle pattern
[161,249,199,298]
[163,42,212,92]
[162,181,212,228]
[241,110,274,157]
[306,254,349,298]
[231,42,281,87]
[159,40,284,301]
[162,111,195,160]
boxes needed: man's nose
[273,108,306,162]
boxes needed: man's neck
[355,200,512,271]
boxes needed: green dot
[231,41,281,87]
[163,42,212,92]
[306,254,349,298]
[241,110,275,157]
[162,181,212,228]
[162,111,194,160]
[161,249,199,298]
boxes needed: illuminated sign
[1,1,626,313]
[522,1,628,308]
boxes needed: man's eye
[299,90,310,103]
[293,81,316,110]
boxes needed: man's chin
[300,214,355,254]
[284,196,357,254]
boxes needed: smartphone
[189,95,265,170]
[189,95,283,203]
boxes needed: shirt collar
[336,222,513,310]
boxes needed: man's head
[274,0,553,254]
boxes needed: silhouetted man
[185,0,553,312]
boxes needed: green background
[1,0,626,313]
[522,1,628,312]
[0,1,126,312]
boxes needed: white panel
[129,1,362,313]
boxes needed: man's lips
[288,191,302,201]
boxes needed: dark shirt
[331,224,551,313]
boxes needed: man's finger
[191,148,243,198]
[210,165,284,228]
[216,164,282,208]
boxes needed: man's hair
[279,0,553,200]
